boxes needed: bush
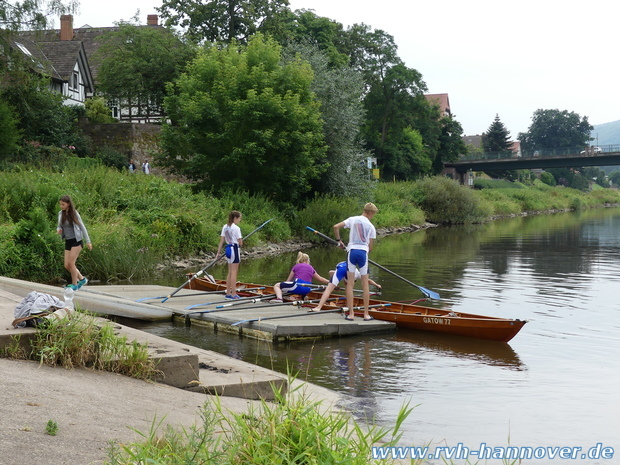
[94,147,127,170]
[477,189,522,216]
[540,172,556,186]
[85,97,116,124]
[473,178,524,189]
[373,182,426,227]
[12,208,64,282]
[0,99,21,160]
[293,195,360,240]
[413,176,491,224]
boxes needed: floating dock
[0,277,395,343]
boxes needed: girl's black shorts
[64,238,83,251]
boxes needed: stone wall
[78,120,161,161]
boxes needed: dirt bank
[158,223,438,271]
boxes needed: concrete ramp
[0,286,286,400]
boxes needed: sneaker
[65,284,78,291]
[231,295,241,300]
[225,294,234,299]
[77,277,88,289]
[270,299,283,303]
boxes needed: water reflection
[393,330,525,370]
[127,207,620,460]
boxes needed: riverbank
[158,223,439,271]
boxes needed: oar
[135,289,229,302]
[142,286,264,305]
[231,302,392,326]
[160,217,276,303]
[305,226,440,300]
[209,294,277,310]
[184,292,275,310]
[188,297,343,316]
[366,260,440,300]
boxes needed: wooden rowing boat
[185,277,527,343]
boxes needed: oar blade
[135,296,165,302]
[418,285,441,300]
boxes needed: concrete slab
[0,286,286,400]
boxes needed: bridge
[445,145,620,184]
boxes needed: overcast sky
[70,0,619,137]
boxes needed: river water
[132,208,620,464]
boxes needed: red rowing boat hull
[186,277,526,342]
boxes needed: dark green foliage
[518,109,593,153]
[435,115,467,168]
[413,176,491,224]
[158,0,290,44]
[609,171,620,186]
[1,76,80,147]
[547,168,590,191]
[95,23,195,120]
[482,114,512,154]
[0,99,21,159]
[12,208,64,281]
[539,172,557,186]
[94,147,127,171]
[473,179,524,189]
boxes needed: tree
[275,10,349,68]
[547,167,589,190]
[84,97,116,124]
[157,0,290,44]
[609,171,620,187]
[0,98,20,159]
[518,109,593,153]
[159,35,327,204]
[1,74,80,147]
[283,42,371,197]
[0,0,76,31]
[433,115,466,173]
[95,22,195,121]
[482,114,512,154]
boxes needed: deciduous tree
[283,42,371,197]
[158,0,289,44]
[518,109,593,153]
[95,22,195,121]
[159,35,327,204]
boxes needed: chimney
[60,14,73,41]
[147,14,159,26]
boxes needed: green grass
[2,164,620,284]
[105,379,418,465]
[45,419,58,436]
[2,312,159,380]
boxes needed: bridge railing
[460,144,620,162]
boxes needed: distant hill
[592,120,620,146]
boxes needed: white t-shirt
[343,215,376,252]
[221,223,242,245]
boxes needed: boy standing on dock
[334,202,378,321]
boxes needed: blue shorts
[347,249,369,275]
[330,262,348,286]
[225,244,240,264]
[279,279,312,296]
